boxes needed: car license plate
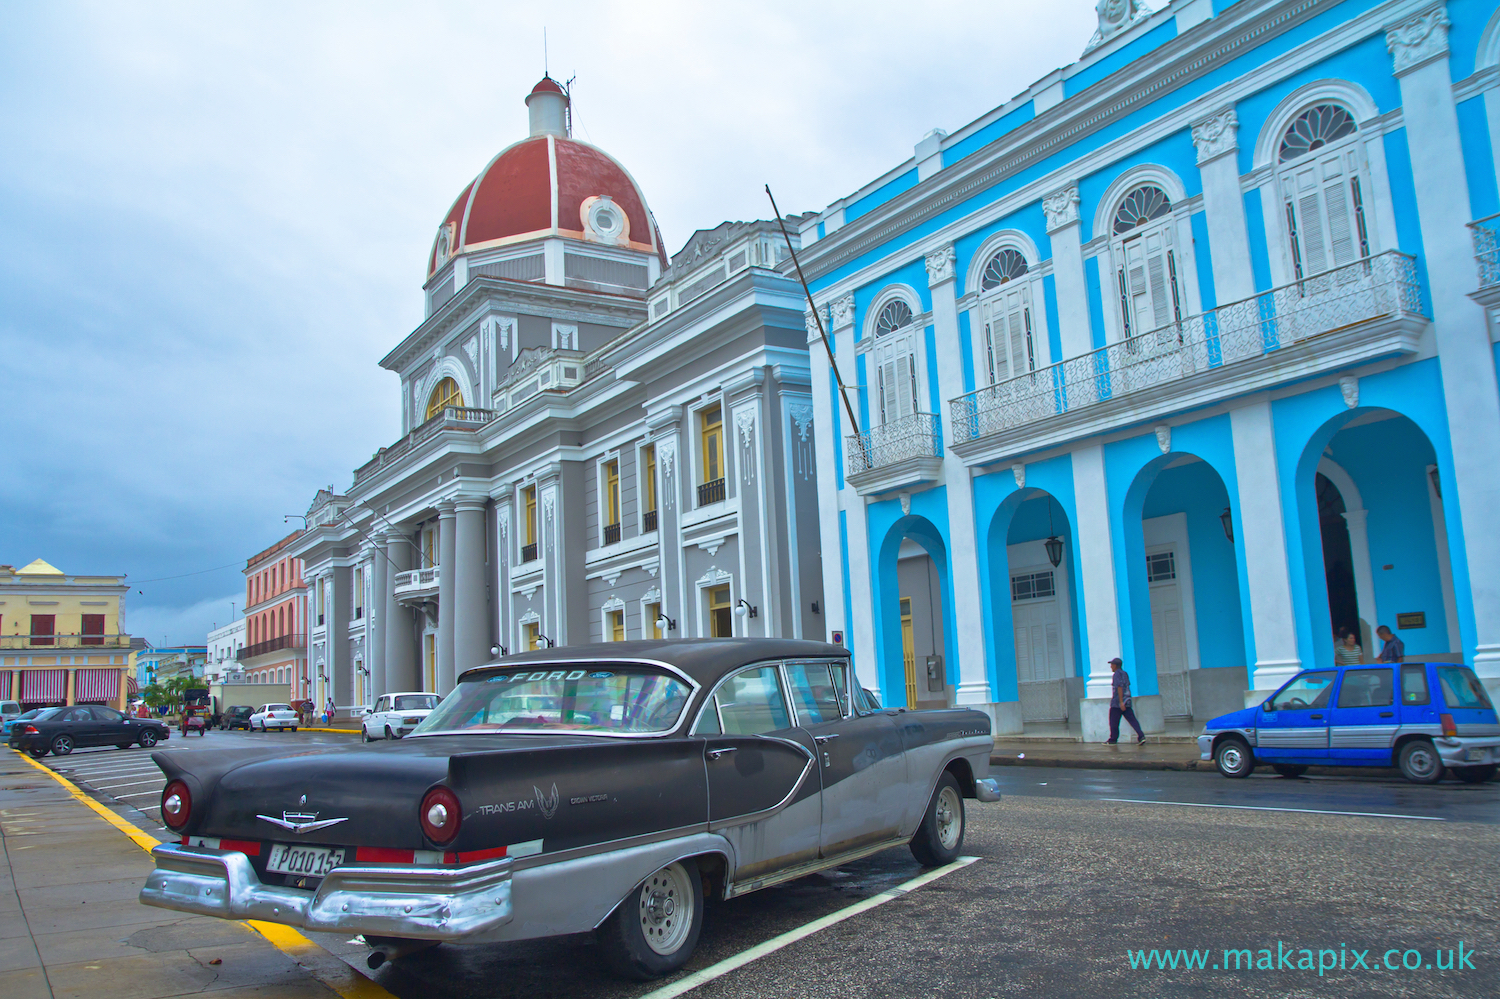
[266,843,345,878]
[1465,749,1487,762]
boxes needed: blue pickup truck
[1199,662,1498,784]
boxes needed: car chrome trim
[256,814,351,834]
[723,834,911,899]
[974,777,1002,802]
[139,843,513,940]
[706,737,817,834]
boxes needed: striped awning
[0,669,12,699]
[21,669,66,703]
[127,674,140,695]
[75,668,120,703]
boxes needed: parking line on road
[639,856,981,999]
[1097,797,1444,821]
[94,780,165,791]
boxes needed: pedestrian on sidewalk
[1334,628,1363,665]
[1107,658,1146,746]
[324,697,334,726]
[1375,625,1405,663]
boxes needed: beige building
[0,559,132,709]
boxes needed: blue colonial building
[798,0,1500,738]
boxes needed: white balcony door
[1117,227,1180,338]
[874,333,919,426]
[1012,589,1063,684]
[981,285,1035,385]
[1282,146,1367,280]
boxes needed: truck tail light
[420,787,462,846]
[162,780,192,832]
[1440,713,1458,737]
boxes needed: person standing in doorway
[1375,625,1406,663]
[1335,629,1363,666]
[1107,658,1146,746]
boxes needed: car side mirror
[1263,701,1273,711]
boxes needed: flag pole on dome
[765,185,859,436]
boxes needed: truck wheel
[1452,764,1497,784]
[1214,736,1254,778]
[1398,739,1445,784]
[598,859,703,980]
[909,772,965,867]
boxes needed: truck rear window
[1436,666,1494,710]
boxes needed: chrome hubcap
[638,862,693,956]
[1221,746,1244,772]
[935,786,962,850]
[1408,748,1437,777]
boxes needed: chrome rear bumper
[139,843,513,940]
[1434,736,1500,766]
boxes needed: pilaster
[1071,445,1122,703]
[383,530,416,692]
[1043,185,1093,359]
[807,309,846,645]
[1191,107,1255,303]
[453,496,489,679]
[436,500,457,691]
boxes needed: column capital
[1042,185,1081,233]
[1386,3,1450,77]
[435,500,457,517]
[1191,107,1239,166]
[646,404,682,433]
[830,294,855,331]
[453,493,488,514]
[805,308,825,345]
[924,244,957,288]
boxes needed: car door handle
[1379,711,1394,718]
[813,734,840,744]
[1309,714,1323,720]
[707,747,737,760]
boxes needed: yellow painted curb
[9,747,397,999]
[299,727,362,734]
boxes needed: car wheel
[116,743,133,750]
[361,727,371,743]
[290,727,297,733]
[27,746,48,758]
[1272,764,1308,778]
[139,729,159,748]
[909,772,965,867]
[50,734,74,756]
[1398,739,1445,784]
[1214,736,1255,778]
[598,858,703,980]
[1452,764,1497,784]
[385,726,395,741]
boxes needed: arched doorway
[874,516,954,709]
[1317,471,1361,649]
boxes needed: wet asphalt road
[41,736,1500,999]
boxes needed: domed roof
[429,80,664,276]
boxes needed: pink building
[240,532,307,705]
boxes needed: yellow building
[0,559,132,709]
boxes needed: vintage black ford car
[139,640,1000,978]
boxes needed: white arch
[1091,163,1190,240]
[1479,8,1500,70]
[861,283,924,341]
[1252,79,1381,169]
[964,229,1043,297]
[419,353,477,417]
[1318,456,1378,654]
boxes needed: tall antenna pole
[765,185,859,435]
[543,27,549,76]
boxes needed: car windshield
[393,695,438,711]
[1436,666,1495,710]
[413,665,692,736]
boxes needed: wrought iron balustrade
[950,251,1424,444]
[697,478,726,506]
[642,509,658,533]
[520,542,539,563]
[236,634,306,661]
[845,412,944,476]
[1470,214,1500,289]
[603,522,621,545]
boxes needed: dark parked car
[9,704,169,757]
[139,640,1000,979]
[221,706,254,731]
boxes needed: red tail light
[21,724,38,734]
[162,780,192,831]
[420,787,462,846]
[1440,713,1458,737]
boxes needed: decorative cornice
[1043,186,1081,233]
[924,245,957,287]
[1386,4,1450,77]
[1191,107,1239,165]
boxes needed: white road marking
[65,766,160,778]
[1096,797,1445,821]
[94,780,165,791]
[115,791,167,800]
[638,856,980,999]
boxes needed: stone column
[925,246,996,716]
[436,501,457,691]
[1388,5,1500,694]
[1044,185,1094,359]
[383,531,416,692]
[1229,399,1302,695]
[453,496,489,681]
[727,369,774,638]
[366,536,387,702]
[648,408,685,641]
[806,309,846,645]
[1191,107,1255,303]
[1072,444,1123,741]
[830,295,879,692]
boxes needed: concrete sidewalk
[991,738,1206,771]
[0,747,385,999]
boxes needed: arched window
[1111,184,1182,338]
[870,297,920,425]
[978,249,1035,384]
[1276,104,1369,280]
[425,377,464,419]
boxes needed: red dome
[530,76,566,96]
[429,134,663,274]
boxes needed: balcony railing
[521,542,539,563]
[603,522,621,545]
[0,634,130,649]
[642,509,658,533]
[236,634,306,661]
[845,412,944,476]
[1469,214,1500,289]
[354,406,499,484]
[393,567,439,602]
[950,251,1425,445]
[697,477,726,506]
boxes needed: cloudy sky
[0,0,1098,646]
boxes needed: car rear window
[414,665,692,736]
[393,695,437,711]
[1436,667,1494,710]
[268,704,292,712]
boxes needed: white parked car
[361,691,439,741]
[249,703,299,732]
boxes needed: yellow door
[900,597,918,708]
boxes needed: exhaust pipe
[364,936,439,969]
